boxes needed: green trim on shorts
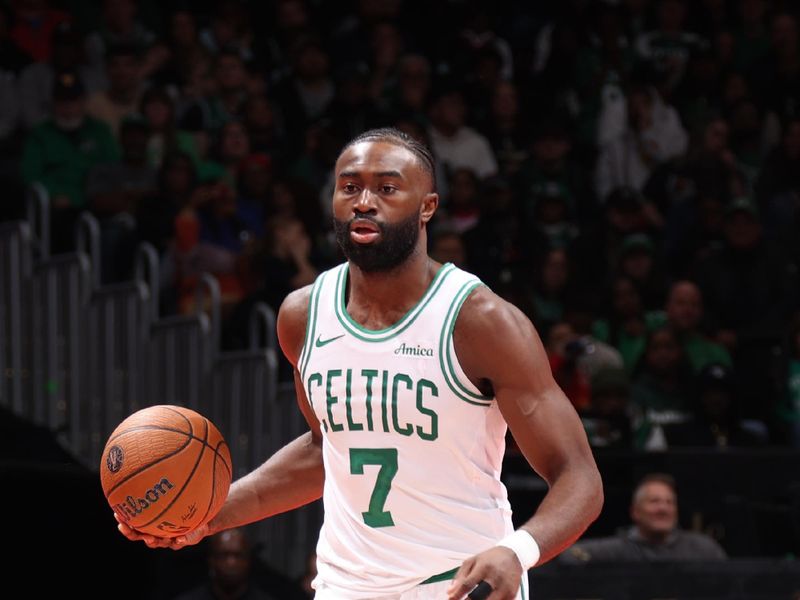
[420,567,459,584]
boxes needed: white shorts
[314,576,530,600]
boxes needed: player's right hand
[113,513,209,550]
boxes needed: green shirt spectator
[21,70,120,209]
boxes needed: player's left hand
[446,546,523,600]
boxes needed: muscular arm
[448,286,602,598]
[457,287,603,560]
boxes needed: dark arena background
[1,0,799,597]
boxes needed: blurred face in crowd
[220,121,250,163]
[703,118,729,155]
[216,54,247,92]
[53,97,86,130]
[771,14,798,56]
[541,249,569,293]
[631,480,679,541]
[620,247,653,282]
[294,43,329,80]
[724,210,761,249]
[666,281,703,331]
[613,277,642,319]
[171,11,197,47]
[143,96,173,131]
[532,133,570,169]
[448,168,478,209]
[245,95,275,130]
[162,157,194,196]
[430,233,466,267]
[645,328,683,374]
[430,93,466,134]
[107,53,141,95]
[104,0,136,32]
[491,81,518,120]
[208,530,251,592]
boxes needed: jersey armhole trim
[299,271,325,381]
[438,279,493,407]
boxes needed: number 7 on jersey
[349,448,398,527]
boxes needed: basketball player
[117,128,604,599]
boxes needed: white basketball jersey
[299,262,514,598]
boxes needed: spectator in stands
[527,248,576,335]
[214,120,251,182]
[439,167,481,235]
[384,54,432,124]
[570,185,659,308]
[692,196,797,354]
[86,42,145,139]
[755,117,800,259]
[18,21,105,129]
[634,0,707,96]
[581,367,634,450]
[480,80,529,178]
[516,121,589,226]
[429,228,467,270]
[664,280,731,372]
[172,178,254,314]
[664,362,768,448]
[273,35,335,147]
[139,86,198,170]
[593,275,664,374]
[615,233,668,310]
[136,151,197,257]
[595,82,688,201]
[21,70,119,250]
[631,326,695,449]
[87,114,157,281]
[84,0,161,80]
[427,85,498,180]
[174,528,277,600]
[561,472,727,563]
[198,1,255,63]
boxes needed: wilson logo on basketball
[113,477,174,521]
[106,445,124,473]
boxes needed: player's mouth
[350,219,381,244]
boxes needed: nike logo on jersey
[315,334,345,348]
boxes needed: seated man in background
[560,472,727,563]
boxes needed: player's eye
[342,183,358,193]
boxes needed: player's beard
[333,212,420,272]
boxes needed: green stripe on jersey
[438,279,492,406]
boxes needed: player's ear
[420,192,438,223]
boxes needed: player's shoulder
[277,283,315,365]
[456,283,533,339]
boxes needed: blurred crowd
[1,0,800,450]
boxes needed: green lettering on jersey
[344,369,363,431]
[307,372,327,432]
[361,369,377,431]
[416,379,439,441]
[380,370,390,433]
[326,369,344,432]
[391,373,413,436]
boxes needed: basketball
[99,405,232,538]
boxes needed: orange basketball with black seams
[100,405,232,538]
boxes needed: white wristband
[497,530,540,570]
